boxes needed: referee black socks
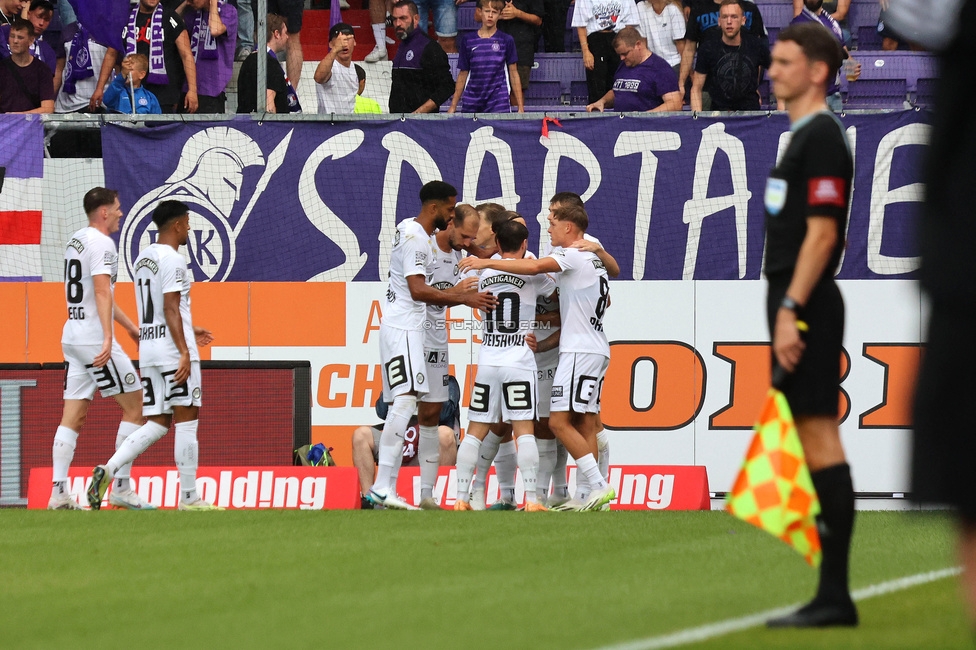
[811,462,856,606]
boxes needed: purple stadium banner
[67,0,129,51]
[101,112,930,282]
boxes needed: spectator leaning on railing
[586,26,682,113]
[572,0,641,104]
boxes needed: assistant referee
[762,22,857,628]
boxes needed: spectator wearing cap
[388,0,454,113]
[314,21,358,114]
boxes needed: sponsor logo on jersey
[133,257,159,275]
[431,281,454,290]
[67,237,84,253]
[481,274,525,289]
[808,177,846,207]
[592,259,606,271]
[551,386,563,397]
[415,251,427,266]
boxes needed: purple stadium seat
[457,3,477,31]
[844,78,909,109]
[848,0,880,43]
[569,80,588,106]
[755,2,796,30]
[524,81,564,106]
[913,77,937,108]
[856,25,882,50]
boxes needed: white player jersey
[62,227,118,346]
[384,218,431,331]
[133,243,200,366]
[425,234,464,350]
[477,266,555,368]
[547,246,610,358]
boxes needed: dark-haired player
[88,200,219,511]
[762,22,856,628]
[367,181,496,509]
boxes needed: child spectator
[102,52,162,114]
[449,0,523,113]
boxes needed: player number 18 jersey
[61,226,119,346]
[133,243,200,366]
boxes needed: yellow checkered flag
[726,386,822,567]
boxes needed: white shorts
[468,365,537,424]
[551,352,608,414]
[141,362,202,416]
[420,347,449,404]
[62,341,140,400]
[536,364,557,418]
[379,324,429,402]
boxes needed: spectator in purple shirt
[586,26,682,112]
[448,0,523,113]
[790,0,858,111]
[177,0,237,113]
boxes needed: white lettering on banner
[608,467,675,508]
[613,131,682,280]
[835,126,857,275]
[301,130,369,282]
[868,123,929,275]
[536,131,602,257]
[66,470,328,509]
[682,123,751,280]
[0,380,35,502]
[462,127,521,208]
[378,132,443,278]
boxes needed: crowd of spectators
[0,0,924,118]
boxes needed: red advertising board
[30,465,708,510]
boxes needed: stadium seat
[848,0,880,45]
[533,53,585,101]
[913,77,937,108]
[569,80,588,106]
[755,2,795,41]
[457,3,477,32]
[856,25,882,50]
[843,78,909,109]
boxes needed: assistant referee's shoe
[767,597,859,628]
[178,497,224,511]
[87,465,112,510]
[108,489,158,510]
[367,488,420,511]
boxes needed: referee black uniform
[764,107,858,628]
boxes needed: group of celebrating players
[364,182,620,512]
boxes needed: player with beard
[367,182,496,509]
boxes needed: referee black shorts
[912,305,976,524]
[268,0,304,33]
[766,277,845,418]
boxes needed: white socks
[495,440,517,503]
[597,428,610,481]
[552,440,569,498]
[419,424,440,501]
[373,394,416,494]
[372,23,385,47]
[455,435,482,501]
[536,438,557,503]
[472,431,501,492]
[576,453,607,491]
[175,420,199,503]
[515,436,539,504]
[51,426,78,494]
[113,421,141,491]
[106,420,169,477]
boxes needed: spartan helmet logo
[120,126,293,282]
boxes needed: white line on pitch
[593,567,962,650]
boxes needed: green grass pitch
[0,510,967,649]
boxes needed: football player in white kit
[459,203,616,511]
[454,219,556,511]
[367,181,496,510]
[88,200,219,511]
[50,187,151,510]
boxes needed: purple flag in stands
[331,0,342,29]
[67,0,129,51]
